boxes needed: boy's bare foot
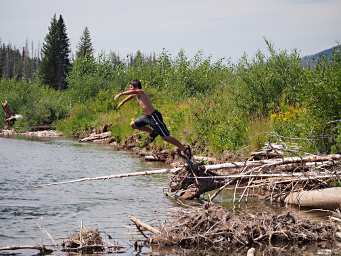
[184,145,192,160]
[177,145,192,161]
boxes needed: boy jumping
[114,80,191,159]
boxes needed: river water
[0,137,336,256]
[0,137,177,255]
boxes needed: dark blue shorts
[134,110,170,137]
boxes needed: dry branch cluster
[62,227,104,253]
[151,204,335,250]
[169,154,341,202]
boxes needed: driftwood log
[79,132,113,143]
[37,167,182,187]
[129,216,161,236]
[285,187,341,209]
[0,245,53,254]
[204,154,341,172]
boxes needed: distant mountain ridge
[301,45,341,67]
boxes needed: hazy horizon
[1,0,340,61]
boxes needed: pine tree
[56,15,71,89]
[76,27,94,59]
[39,14,70,90]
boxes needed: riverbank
[0,129,62,138]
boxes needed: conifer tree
[56,15,71,89]
[39,14,70,90]
[76,27,94,59]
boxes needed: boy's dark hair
[130,79,142,89]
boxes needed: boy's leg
[130,120,154,134]
[162,136,186,151]
[131,120,158,146]
[148,111,191,159]
[163,136,192,160]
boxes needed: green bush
[2,45,341,156]
[234,41,304,117]
[0,79,69,130]
[56,103,96,137]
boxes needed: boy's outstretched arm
[116,95,135,110]
[114,89,144,100]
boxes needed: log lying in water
[129,215,160,235]
[37,153,340,188]
[285,187,341,209]
[37,167,182,187]
[0,245,53,254]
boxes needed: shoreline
[0,129,62,138]
[0,129,197,166]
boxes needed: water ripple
[0,137,175,251]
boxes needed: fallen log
[285,187,341,209]
[129,216,160,234]
[37,167,182,187]
[205,154,341,172]
[79,132,112,142]
[145,155,161,161]
[0,245,53,254]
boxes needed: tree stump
[1,100,15,128]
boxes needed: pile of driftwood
[39,152,341,209]
[169,154,341,208]
[62,227,103,252]
[0,226,124,255]
[130,203,337,252]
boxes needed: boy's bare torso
[136,92,155,115]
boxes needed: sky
[0,0,340,62]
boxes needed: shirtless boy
[114,79,191,159]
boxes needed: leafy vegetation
[1,40,340,156]
[0,79,70,131]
